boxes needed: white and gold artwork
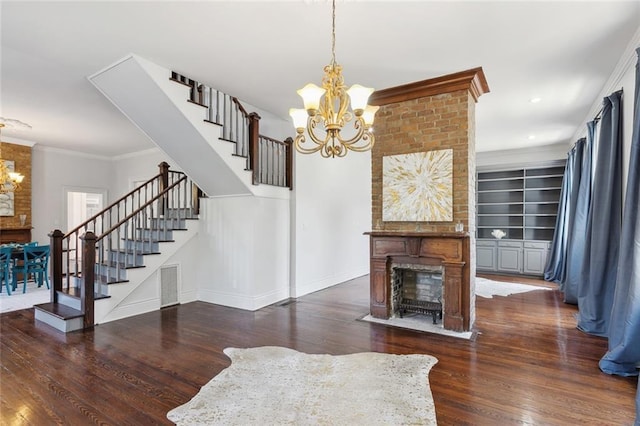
[0,160,15,216]
[382,150,453,222]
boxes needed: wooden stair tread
[33,303,83,320]
[59,288,110,300]
[203,119,222,127]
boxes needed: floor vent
[275,298,297,307]
[160,265,179,307]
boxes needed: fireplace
[391,264,443,324]
[366,231,474,332]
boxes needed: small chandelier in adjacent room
[0,118,29,193]
[289,0,379,158]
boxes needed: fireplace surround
[366,231,473,332]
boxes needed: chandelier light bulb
[362,105,380,127]
[289,108,308,131]
[297,84,326,114]
[347,84,374,114]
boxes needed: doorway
[64,187,107,276]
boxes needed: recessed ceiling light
[528,135,536,140]
[530,97,541,103]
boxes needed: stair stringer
[89,54,290,200]
[94,221,200,325]
[88,54,250,197]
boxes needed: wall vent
[160,264,179,307]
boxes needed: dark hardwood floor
[1,274,637,425]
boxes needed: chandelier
[0,119,29,193]
[289,0,379,158]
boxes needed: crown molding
[1,136,36,147]
[369,67,490,106]
[110,147,162,161]
[33,144,112,161]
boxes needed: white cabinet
[477,240,497,271]
[476,239,550,276]
[497,241,523,273]
[523,241,550,275]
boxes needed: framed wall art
[382,149,453,222]
[0,160,16,216]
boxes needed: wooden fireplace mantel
[365,231,472,332]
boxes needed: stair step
[34,303,85,333]
[99,260,146,269]
[60,287,110,300]
[34,302,84,319]
[135,227,174,241]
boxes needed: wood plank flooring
[1,274,637,425]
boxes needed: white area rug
[361,313,474,340]
[167,346,438,425]
[0,280,49,313]
[475,277,553,299]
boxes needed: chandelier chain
[331,0,336,66]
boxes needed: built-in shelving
[477,163,565,241]
[476,161,566,276]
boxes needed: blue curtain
[600,48,640,377]
[577,91,623,336]
[544,144,578,283]
[563,126,595,304]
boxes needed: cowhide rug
[167,346,438,425]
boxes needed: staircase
[34,164,201,332]
[35,55,294,333]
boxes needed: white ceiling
[1,1,639,157]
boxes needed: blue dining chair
[12,245,50,293]
[0,246,13,295]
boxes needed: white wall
[197,195,290,309]
[31,146,113,244]
[110,147,170,197]
[291,150,371,297]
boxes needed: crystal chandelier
[289,0,379,158]
[0,119,28,193]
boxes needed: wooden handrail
[231,97,250,118]
[64,173,161,238]
[171,71,294,190]
[95,175,187,242]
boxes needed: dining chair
[12,245,50,293]
[0,246,13,295]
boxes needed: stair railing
[170,71,293,190]
[49,163,198,328]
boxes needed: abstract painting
[382,150,453,222]
[0,160,15,216]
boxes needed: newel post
[49,229,64,304]
[80,231,97,329]
[248,112,261,185]
[158,161,170,216]
[285,137,294,190]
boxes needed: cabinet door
[477,245,497,271]
[523,242,549,276]
[498,246,522,273]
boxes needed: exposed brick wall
[0,142,32,229]
[371,90,476,234]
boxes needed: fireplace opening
[391,264,443,324]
